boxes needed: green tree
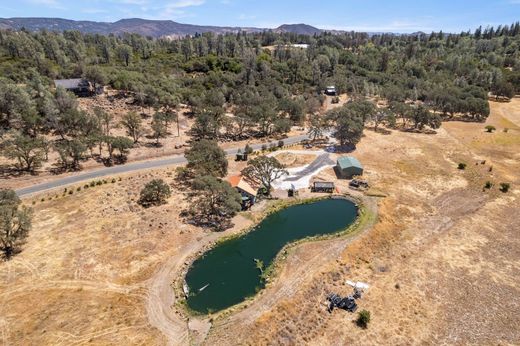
[307,116,327,141]
[116,44,133,66]
[327,106,365,146]
[151,119,167,145]
[106,136,133,161]
[241,156,287,196]
[3,133,48,172]
[0,189,32,260]
[121,111,145,143]
[190,175,242,230]
[357,310,371,329]
[138,179,171,207]
[185,139,228,177]
[55,138,87,170]
[0,80,35,130]
[84,66,107,91]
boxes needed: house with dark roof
[335,156,363,179]
[54,78,94,97]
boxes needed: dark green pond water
[185,198,358,313]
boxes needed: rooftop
[227,175,257,197]
[54,78,88,89]
[337,156,363,170]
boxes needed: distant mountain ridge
[0,17,327,37]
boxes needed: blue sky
[1,0,519,32]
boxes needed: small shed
[311,181,335,193]
[235,152,248,161]
[335,157,363,179]
[54,78,94,97]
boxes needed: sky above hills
[1,0,519,33]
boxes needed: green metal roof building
[335,156,364,179]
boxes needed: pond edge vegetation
[174,193,377,319]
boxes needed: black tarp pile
[326,293,358,313]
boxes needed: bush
[138,179,171,207]
[261,144,267,151]
[84,184,89,189]
[457,163,466,170]
[278,140,284,148]
[68,190,73,195]
[89,181,96,187]
[484,181,493,189]
[357,309,371,329]
[76,187,81,192]
[111,178,116,183]
[499,182,510,193]
[96,181,102,186]
[485,125,496,133]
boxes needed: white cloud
[238,14,256,21]
[165,0,205,9]
[27,0,65,10]
[318,18,437,33]
[81,8,108,14]
[112,0,149,4]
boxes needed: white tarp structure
[346,280,370,292]
[269,150,335,190]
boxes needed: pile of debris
[349,179,369,190]
[327,293,357,313]
[326,280,369,313]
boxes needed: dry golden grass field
[0,99,519,345]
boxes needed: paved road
[15,134,309,197]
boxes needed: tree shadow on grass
[0,165,30,179]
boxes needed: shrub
[484,181,493,189]
[111,178,116,183]
[89,181,96,187]
[457,163,466,170]
[485,125,496,133]
[84,184,89,189]
[499,182,510,193]
[76,187,81,192]
[261,144,267,151]
[68,190,73,195]
[504,128,509,133]
[357,310,371,329]
[278,140,284,148]
[138,179,171,207]
[96,181,102,186]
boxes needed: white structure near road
[269,150,335,190]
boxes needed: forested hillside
[1,24,519,174]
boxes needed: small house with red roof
[228,175,257,209]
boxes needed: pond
[185,198,358,314]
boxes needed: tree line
[1,23,519,175]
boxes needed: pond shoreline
[174,193,371,318]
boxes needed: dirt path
[145,194,378,345]
[145,215,255,346]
